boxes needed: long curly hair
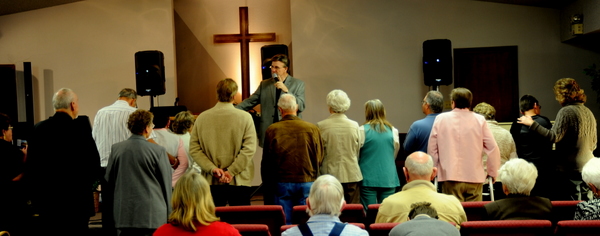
[554,78,586,106]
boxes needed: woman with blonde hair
[153,171,240,235]
[518,78,597,200]
[357,99,400,210]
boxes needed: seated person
[376,151,466,227]
[484,158,552,220]
[154,171,241,236]
[282,174,368,236]
[574,157,600,220]
[389,202,460,236]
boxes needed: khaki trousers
[442,181,483,202]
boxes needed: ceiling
[0,0,579,17]
[0,0,83,16]
[476,0,577,9]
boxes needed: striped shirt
[92,100,137,167]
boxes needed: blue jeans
[274,182,313,224]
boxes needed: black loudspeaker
[22,62,34,125]
[15,62,35,142]
[1,63,34,143]
[135,50,166,96]
[0,64,17,120]
[261,44,289,80]
[423,39,452,86]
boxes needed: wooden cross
[214,7,276,99]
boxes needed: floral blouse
[574,198,600,220]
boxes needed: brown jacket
[262,115,324,183]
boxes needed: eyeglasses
[269,66,285,70]
[8,126,13,130]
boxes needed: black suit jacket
[25,112,101,218]
[484,194,552,220]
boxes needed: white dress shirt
[92,100,137,167]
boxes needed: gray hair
[498,158,538,195]
[308,174,344,217]
[278,94,298,112]
[53,88,75,110]
[582,158,600,190]
[405,152,434,176]
[118,88,138,99]
[425,91,444,113]
[326,89,351,113]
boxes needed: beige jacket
[375,180,467,228]
[483,120,517,181]
[190,102,257,186]
[317,113,363,183]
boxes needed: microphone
[273,73,279,82]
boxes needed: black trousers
[210,185,252,206]
[100,167,117,236]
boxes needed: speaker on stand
[423,39,453,91]
[135,50,166,108]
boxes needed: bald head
[404,151,436,182]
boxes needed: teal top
[358,124,400,188]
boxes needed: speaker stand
[150,95,156,108]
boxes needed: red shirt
[153,221,240,236]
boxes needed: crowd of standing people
[1,51,599,236]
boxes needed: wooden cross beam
[214,7,276,99]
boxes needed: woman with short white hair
[484,158,552,220]
[574,158,600,220]
[317,89,362,204]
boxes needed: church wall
[291,0,600,132]
[0,0,177,122]
[173,0,292,114]
[1,0,599,187]
[173,0,292,186]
